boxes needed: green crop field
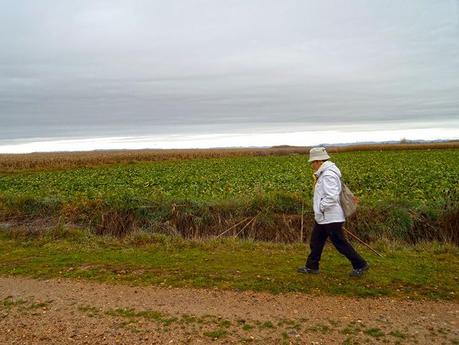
[0,149,458,243]
[1,150,457,203]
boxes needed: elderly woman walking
[297,147,369,277]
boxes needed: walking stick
[343,226,384,258]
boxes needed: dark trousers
[306,221,367,270]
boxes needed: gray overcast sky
[1,0,458,144]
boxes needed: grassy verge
[0,226,457,300]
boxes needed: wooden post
[300,201,304,243]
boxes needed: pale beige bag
[340,181,357,218]
[330,170,358,217]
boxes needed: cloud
[0,0,458,144]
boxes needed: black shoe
[350,264,370,277]
[297,267,320,274]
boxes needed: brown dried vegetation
[1,141,458,173]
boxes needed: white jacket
[313,161,345,224]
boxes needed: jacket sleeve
[319,173,341,212]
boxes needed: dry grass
[1,141,458,173]
[2,197,458,244]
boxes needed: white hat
[308,147,330,162]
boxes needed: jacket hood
[314,161,341,178]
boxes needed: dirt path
[0,277,457,345]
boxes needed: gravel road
[0,277,457,344]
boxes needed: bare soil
[0,277,457,344]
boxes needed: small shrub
[364,328,385,338]
[203,329,227,339]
